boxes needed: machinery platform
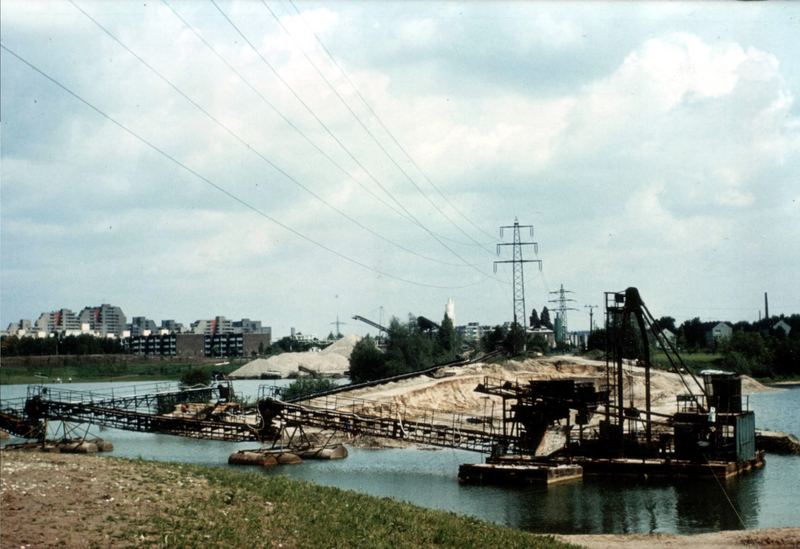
[458,462,583,486]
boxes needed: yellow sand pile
[330,355,772,420]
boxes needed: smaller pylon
[330,315,347,338]
[549,284,578,344]
[585,304,598,333]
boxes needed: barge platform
[459,450,766,486]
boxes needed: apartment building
[34,309,82,335]
[78,304,126,337]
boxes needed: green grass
[652,351,723,372]
[119,459,579,549]
[0,361,242,385]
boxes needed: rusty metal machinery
[587,287,755,463]
[475,377,606,455]
[2,383,275,443]
[480,287,758,467]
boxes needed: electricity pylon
[549,284,578,344]
[330,315,347,338]
[585,304,598,333]
[494,218,542,331]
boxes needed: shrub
[180,368,210,387]
[348,336,387,383]
[281,377,337,401]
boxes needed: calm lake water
[2,380,799,535]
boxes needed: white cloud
[553,33,796,211]
[2,3,799,334]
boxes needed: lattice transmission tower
[494,218,542,328]
[549,284,578,344]
[585,304,598,333]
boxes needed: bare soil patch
[557,528,800,548]
[1,450,572,549]
[1,450,209,548]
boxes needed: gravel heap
[229,334,360,378]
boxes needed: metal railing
[25,383,219,414]
[2,382,263,442]
[262,393,509,453]
[0,396,27,415]
[26,381,180,403]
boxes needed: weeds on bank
[114,460,578,549]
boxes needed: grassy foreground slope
[0,451,577,549]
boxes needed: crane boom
[352,315,391,335]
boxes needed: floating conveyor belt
[0,399,46,439]
[259,396,511,453]
[1,384,274,442]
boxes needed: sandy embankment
[319,355,774,427]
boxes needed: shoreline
[2,450,799,548]
[0,449,572,549]
[558,528,800,548]
[766,380,800,387]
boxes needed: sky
[1,1,799,339]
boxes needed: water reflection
[1,381,798,534]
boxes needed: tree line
[1,334,125,356]
[0,332,329,358]
[586,315,800,378]
[348,314,460,383]
[479,324,550,355]
[349,311,562,383]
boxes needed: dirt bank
[0,450,211,547]
[323,355,774,421]
[0,450,570,549]
[557,528,800,548]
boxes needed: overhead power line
[209,0,496,281]
[0,43,487,291]
[70,0,479,270]
[284,0,499,248]
[162,0,478,260]
[264,0,496,255]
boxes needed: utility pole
[494,218,542,334]
[549,284,578,345]
[585,304,598,333]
